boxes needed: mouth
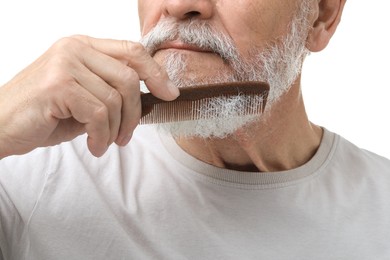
[153,40,214,56]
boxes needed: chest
[19,170,390,260]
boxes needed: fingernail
[168,81,180,98]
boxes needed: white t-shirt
[1,126,390,260]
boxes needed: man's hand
[0,35,179,158]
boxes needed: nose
[162,0,214,20]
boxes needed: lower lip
[157,48,213,54]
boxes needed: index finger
[73,35,179,101]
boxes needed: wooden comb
[140,81,269,124]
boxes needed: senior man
[1,0,390,259]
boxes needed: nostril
[163,2,213,20]
[185,11,201,18]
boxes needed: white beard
[157,86,265,138]
[141,1,312,138]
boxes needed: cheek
[138,1,163,36]
[219,1,294,53]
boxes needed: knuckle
[41,64,73,93]
[93,106,109,123]
[52,36,82,51]
[40,57,75,92]
[105,89,122,109]
[69,34,88,42]
[117,66,139,86]
[124,41,147,57]
[49,52,72,69]
[42,37,86,93]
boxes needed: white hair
[141,0,313,138]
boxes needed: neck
[174,82,323,172]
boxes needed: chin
[156,114,260,139]
[155,88,266,138]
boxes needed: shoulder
[323,130,390,194]
[316,130,390,216]
[333,132,390,173]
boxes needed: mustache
[140,18,240,62]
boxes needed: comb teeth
[140,81,269,125]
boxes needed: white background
[0,0,389,159]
